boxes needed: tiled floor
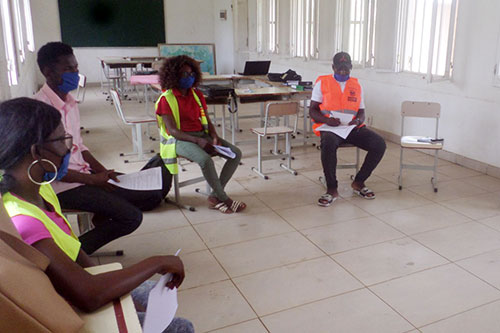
[79,86,500,332]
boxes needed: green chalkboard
[58,0,165,47]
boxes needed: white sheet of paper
[329,111,355,125]
[143,274,178,333]
[107,167,162,191]
[214,145,236,159]
[317,123,356,139]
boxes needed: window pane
[12,0,25,62]
[23,0,35,51]
[1,0,18,85]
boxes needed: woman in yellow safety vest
[156,55,246,214]
[0,98,193,332]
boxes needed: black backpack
[141,153,172,198]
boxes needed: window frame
[395,0,458,82]
[11,0,25,63]
[1,0,19,85]
[22,0,34,52]
[290,0,319,59]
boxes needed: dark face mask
[334,73,350,82]
[179,76,195,89]
[57,72,79,93]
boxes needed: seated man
[309,52,386,207]
[34,42,165,254]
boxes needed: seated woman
[0,98,193,333]
[156,55,246,214]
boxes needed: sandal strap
[231,200,243,212]
[215,202,230,213]
[360,187,374,195]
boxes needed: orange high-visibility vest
[311,75,362,136]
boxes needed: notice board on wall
[58,0,165,47]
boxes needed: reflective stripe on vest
[311,75,362,136]
[155,88,208,175]
[2,184,81,261]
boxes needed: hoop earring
[27,159,57,185]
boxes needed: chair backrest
[401,101,440,137]
[75,74,86,103]
[401,101,440,118]
[266,101,299,117]
[109,89,129,125]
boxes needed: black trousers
[58,185,163,254]
[320,126,386,191]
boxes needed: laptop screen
[241,61,271,75]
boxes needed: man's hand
[348,118,361,126]
[326,117,341,127]
[196,137,215,154]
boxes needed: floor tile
[456,248,500,289]
[413,222,500,260]
[133,204,190,235]
[212,232,324,277]
[375,203,472,235]
[478,215,500,232]
[194,211,294,248]
[370,264,500,327]
[303,216,404,254]
[255,184,323,210]
[180,250,229,290]
[177,280,256,333]
[460,175,500,192]
[233,257,362,316]
[349,189,432,215]
[209,319,268,333]
[407,179,488,202]
[439,192,500,220]
[420,300,500,333]
[333,237,448,285]
[261,289,413,333]
[438,164,483,179]
[276,200,369,230]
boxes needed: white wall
[235,0,500,169]
[23,0,236,85]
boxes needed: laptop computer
[238,60,271,75]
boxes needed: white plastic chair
[399,101,443,192]
[109,89,156,163]
[250,101,299,179]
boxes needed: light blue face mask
[43,151,71,182]
[179,76,195,89]
[57,72,80,93]
[334,73,350,82]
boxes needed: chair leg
[280,133,297,175]
[398,148,404,190]
[432,150,439,192]
[165,174,197,211]
[252,135,268,179]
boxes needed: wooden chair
[399,101,443,192]
[250,101,299,179]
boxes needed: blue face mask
[179,76,195,89]
[43,151,71,182]
[57,72,80,93]
[334,73,350,82]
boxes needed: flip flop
[230,200,247,212]
[209,202,234,214]
[353,187,376,200]
[318,193,337,207]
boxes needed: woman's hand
[196,137,215,154]
[153,256,185,289]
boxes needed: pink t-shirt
[34,84,91,194]
[10,206,72,246]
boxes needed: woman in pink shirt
[0,98,193,333]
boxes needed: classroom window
[256,0,263,53]
[12,0,25,62]
[268,0,278,53]
[396,0,458,80]
[290,0,318,59]
[22,0,35,52]
[335,0,377,66]
[1,0,18,85]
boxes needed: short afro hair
[37,42,74,73]
[159,55,202,90]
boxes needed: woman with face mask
[156,55,246,214]
[0,98,193,333]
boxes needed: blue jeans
[132,281,194,333]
